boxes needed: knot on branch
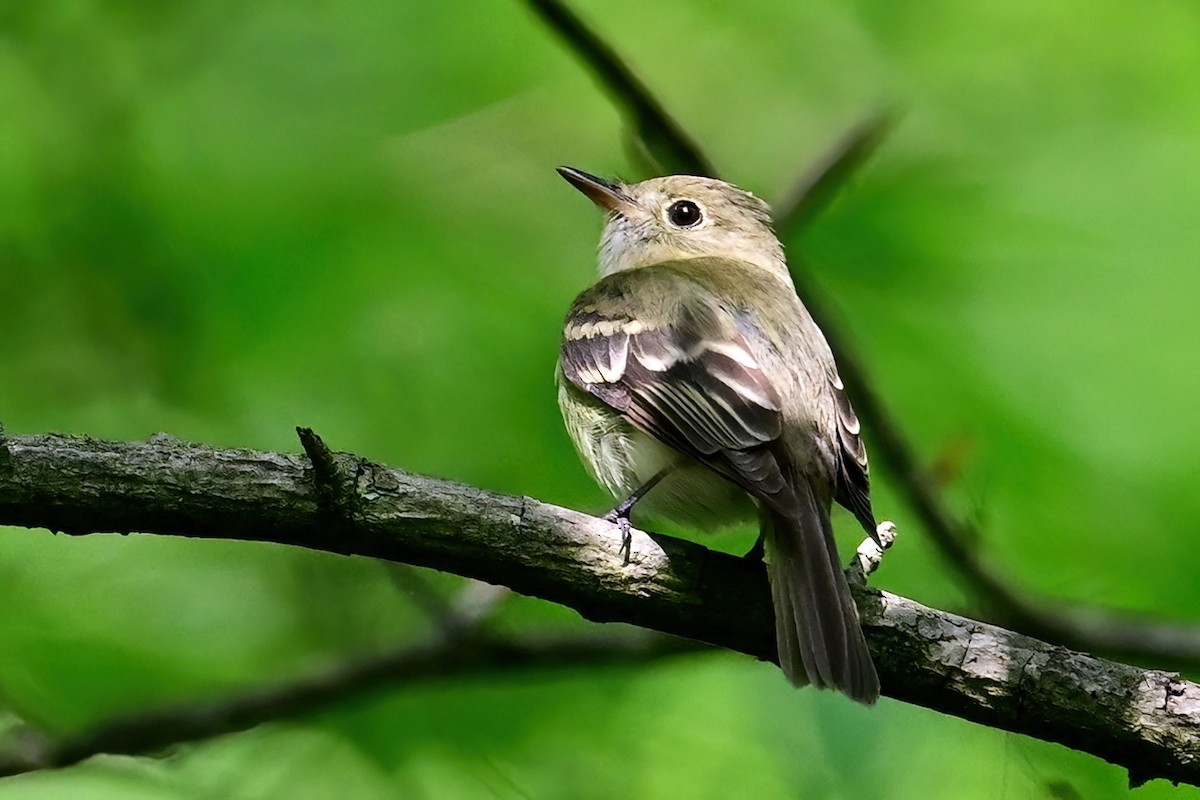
[296,427,361,526]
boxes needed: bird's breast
[558,377,756,531]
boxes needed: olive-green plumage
[555,168,880,703]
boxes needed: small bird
[555,167,881,703]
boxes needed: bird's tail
[762,481,880,704]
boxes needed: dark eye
[666,199,703,228]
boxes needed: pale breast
[558,374,757,532]
[623,429,759,531]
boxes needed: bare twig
[386,565,457,625]
[451,582,512,627]
[525,0,1200,670]
[0,629,702,779]
[524,0,715,177]
[773,110,897,231]
[0,431,1197,785]
[387,565,511,636]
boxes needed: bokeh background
[2,1,1199,797]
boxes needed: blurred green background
[2,0,1199,797]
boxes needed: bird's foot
[602,507,634,565]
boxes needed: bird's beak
[557,167,635,216]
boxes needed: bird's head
[557,168,789,283]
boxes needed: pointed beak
[557,166,635,215]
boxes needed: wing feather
[559,273,794,512]
[830,374,877,538]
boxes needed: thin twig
[386,565,511,636]
[0,630,703,779]
[386,565,462,629]
[524,0,716,177]
[773,110,897,231]
[451,582,512,627]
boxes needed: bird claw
[602,508,634,565]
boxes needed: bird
[554,166,881,704]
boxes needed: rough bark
[0,429,1197,786]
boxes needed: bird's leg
[604,467,672,564]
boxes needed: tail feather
[763,482,880,704]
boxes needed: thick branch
[0,431,1197,785]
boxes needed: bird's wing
[829,374,877,538]
[559,268,793,505]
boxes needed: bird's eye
[666,199,703,228]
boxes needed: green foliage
[1,0,1198,796]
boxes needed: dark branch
[0,629,701,779]
[386,566,511,636]
[0,431,1197,786]
[524,0,716,178]
[773,110,897,232]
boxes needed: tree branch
[0,628,702,779]
[0,430,1197,786]
[524,0,715,177]
[525,0,1200,671]
[772,110,897,232]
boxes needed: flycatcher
[555,167,881,703]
